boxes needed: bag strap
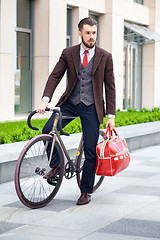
[103,127,118,140]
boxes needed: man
[37,17,116,205]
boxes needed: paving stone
[0,222,24,235]
[117,170,156,179]
[0,144,160,239]
[98,218,160,239]
[114,185,160,196]
[5,199,75,213]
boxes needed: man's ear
[78,31,82,38]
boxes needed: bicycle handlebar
[27,107,70,136]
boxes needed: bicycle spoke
[15,135,64,208]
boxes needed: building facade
[0,0,160,121]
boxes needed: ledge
[0,121,160,184]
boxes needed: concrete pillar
[32,0,50,109]
[154,42,160,107]
[48,0,67,107]
[142,0,160,108]
[33,0,68,108]
[153,0,160,108]
[99,0,124,110]
[0,0,15,121]
[142,43,155,108]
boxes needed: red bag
[96,127,130,176]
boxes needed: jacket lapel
[71,45,103,76]
[92,46,104,76]
[71,44,80,76]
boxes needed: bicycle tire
[76,130,105,192]
[15,134,64,209]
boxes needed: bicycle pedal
[47,178,58,186]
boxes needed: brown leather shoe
[77,193,91,205]
[43,166,60,179]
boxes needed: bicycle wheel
[15,134,64,209]
[76,130,105,192]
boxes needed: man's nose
[89,33,95,39]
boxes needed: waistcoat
[68,57,94,106]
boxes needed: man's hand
[105,118,115,131]
[36,99,49,114]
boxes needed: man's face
[79,24,97,49]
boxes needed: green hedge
[0,108,160,144]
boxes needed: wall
[0,0,15,121]
[0,0,160,122]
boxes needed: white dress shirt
[80,44,95,64]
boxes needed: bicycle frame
[49,112,83,173]
[15,108,105,209]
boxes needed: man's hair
[78,17,97,31]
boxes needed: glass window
[89,13,99,46]
[123,27,143,110]
[17,32,30,70]
[15,0,32,114]
[136,45,142,108]
[124,27,144,45]
[17,0,31,28]
[15,31,32,113]
[66,7,72,47]
[123,44,137,109]
[128,0,143,4]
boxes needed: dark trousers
[42,100,100,193]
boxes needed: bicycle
[15,107,105,209]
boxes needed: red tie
[83,50,88,68]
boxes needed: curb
[0,121,160,184]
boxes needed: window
[17,0,31,29]
[128,0,143,4]
[15,0,32,114]
[66,7,72,47]
[124,22,160,44]
[123,27,143,109]
[89,13,99,46]
[124,26,144,45]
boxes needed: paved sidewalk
[0,144,160,239]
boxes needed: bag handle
[103,127,118,140]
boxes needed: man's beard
[82,36,96,49]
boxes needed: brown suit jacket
[42,44,116,124]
